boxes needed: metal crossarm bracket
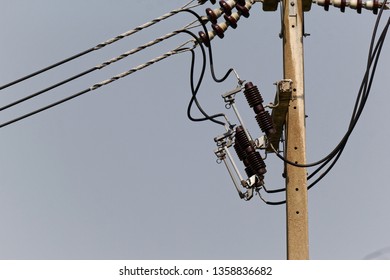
[267,79,293,153]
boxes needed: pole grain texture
[282,0,310,259]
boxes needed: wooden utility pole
[282,0,309,259]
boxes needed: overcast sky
[0,0,389,260]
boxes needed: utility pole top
[260,0,312,11]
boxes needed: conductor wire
[0,20,202,112]
[0,0,202,91]
[264,11,389,205]
[0,42,195,129]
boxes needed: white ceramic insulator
[364,0,376,9]
[214,8,223,17]
[315,0,327,6]
[218,22,229,32]
[349,0,360,9]
[225,0,237,8]
[245,0,254,9]
[208,30,217,41]
[332,0,343,7]
[230,12,241,21]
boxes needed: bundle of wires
[0,0,233,129]
[264,2,390,205]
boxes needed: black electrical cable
[0,47,197,129]
[272,14,389,170]
[0,88,91,129]
[0,49,95,91]
[0,1,201,91]
[307,32,388,191]
[307,15,389,187]
[262,185,285,194]
[264,9,389,205]
[265,200,286,206]
[0,8,228,127]
[0,28,229,130]
[181,9,236,84]
[0,68,96,112]
[178,9,238,126]
[186,48,228,126]
[179,29,228,126]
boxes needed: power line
[0,43,194,129]
[0,0,204,91]
[259,6,389,205]
[0,20,201,113]
[0,4,250,128]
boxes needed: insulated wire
[178,10,231,126]
[185,37,228,126]
[181,6,242,84]
[0,43,194,129]
[0,20,201,112]
[270,2,389,170]
[0,6,233,128]
[271,16,389,169]
[0,0,201,91]
[263,8,389,205]
[307,15,389,186]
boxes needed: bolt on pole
[282,0,309,260]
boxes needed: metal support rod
[224,146,245,183]
[282,0,309,260]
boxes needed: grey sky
[0,1,389,260]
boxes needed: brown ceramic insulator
[247,151,267,176]
[234,142,251,169]
[372,0,379,14]
[233,142,246,161]
[253,104,265,115]
[212,23,225,38]
[219,0,233,15]
[255,111,276,136]
[340,0,347,12]
[198,31,210,47]
[244,82,264,108]
[235,126,251,150]
[324,0,331,10]
[357,0,363,13]
[236,0,246,5]
[245,166,255,178]
[236,4,250,18]
[206,8,219,24]
[236,125,267,177]
[223,14,238,29]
